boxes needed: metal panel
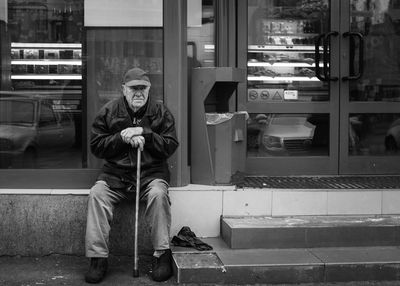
[190,67,245,185]
[164,0,189,186]
[237,0,248,113]
[216,0,238,111]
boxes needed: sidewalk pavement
[0,255,172,286]
[0,254,400,286]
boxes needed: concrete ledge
[2,187,400,256]
[0,184,236,195]
[225,188,400,216]
[0,189,89,195]
[0,185,230,256]
[0,194,152,256]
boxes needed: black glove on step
[171,226,213,251]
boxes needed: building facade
[0,0,399,189]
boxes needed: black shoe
[85,257,108,283]
[151,249,173,282]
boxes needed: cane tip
[133,269,139,277]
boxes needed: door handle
[314,33,326,81]
[342,32,364,81]
[323,31,339,81]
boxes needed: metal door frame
[238,0,341,175]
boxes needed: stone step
[221,215,400,249]
[172,238,400,284]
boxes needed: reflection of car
[385,118,400,151]
[259,114,316,153]
[0,96,75,168]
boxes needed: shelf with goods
[248,3,327,72]
[10,42,82,91]
[247,45,322,84]
[250,10,326,44]
[248,43,320,52]
[247,51,328,102]
[247,12,328,102]
[9,42,82,113]
[249,0,329,23]
[247,57,328,102]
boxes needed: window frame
[0,0,189,188]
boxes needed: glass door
[339,0,400,174]
[239,0,340,175]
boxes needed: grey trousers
[85,179,171,258]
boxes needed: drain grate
[237,176,400,189]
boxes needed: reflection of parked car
[0,96,75,168]
[259,114,316,154]
[385,118,400,151]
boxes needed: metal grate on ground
[238,176,400,189]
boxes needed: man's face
[123,84,150,111]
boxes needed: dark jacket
[90,96,179,190]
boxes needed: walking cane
[133,147,141,277]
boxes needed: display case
[247,3,329,102]
[10,42,82,90]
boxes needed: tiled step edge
[221,216,400,249]
[173,247,400,284]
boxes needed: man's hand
[121,127,143,144]
[129,135,145,151]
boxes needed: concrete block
[170,190,222,238]
[0,195,152,256]
[311,246,400,282]
[221,216,400,249]
[382,190,400,214]
[222,189,271,216]
[272,190,327,216]
[327,191,381,215]
[173,252,225,284]
[306,226,400,247]
[174,249,324,284]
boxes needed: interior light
[247,76,320,82]
[11,43,82,49]
[11,75,82,80]
[248,62,322,67]
[11,60,82,65]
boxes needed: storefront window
[187,0,215,68]
[349,113,400,156]
[86,28,163,107]
[0,0,83,169]
[247,113,329,157]
[350,0,400,102]
[0,0,163,171]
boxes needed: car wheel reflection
[385,136,398,151]
[22,147,37,168]
[385,118,400,153]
